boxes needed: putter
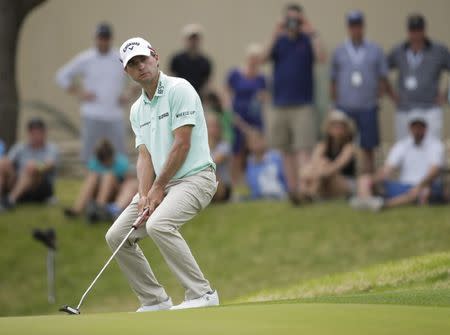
[59,208,149,315]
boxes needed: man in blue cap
[330,10,394,173]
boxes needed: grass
[1,303,450,335]
[240,252,450,305]
[0,179,450,318]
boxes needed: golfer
[105,37,218,312]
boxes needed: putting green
[1,303,449,335]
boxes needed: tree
[0,0,46,148]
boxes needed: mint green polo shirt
[130,72,215,180]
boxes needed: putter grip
[132,208,150,229]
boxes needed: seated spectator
[245,129,287,200]
[203,91,233,145]
[297,111,357,202]
[64,139,130,222]
[0,118,59,212]
[206,113,232,202]
[350,113,446,211]
[226,43,268,185]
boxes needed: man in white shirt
[56,23,129,162]
[350,113,446,211]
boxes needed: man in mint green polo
[105,37,219,312]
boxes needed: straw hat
[321,110,356,137]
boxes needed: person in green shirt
[105,37,219,312]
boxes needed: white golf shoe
[171,291,219,310]
[136,297,173,312]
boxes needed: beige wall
[17,0,450,143]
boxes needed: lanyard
[406,49,424,70]
[345,40,366,65]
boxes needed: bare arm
[374,165,396,183]
[322,144,355,176]
[137,145,155,198]
[417,166,441,189]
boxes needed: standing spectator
[264,3,326,202]
[64,139,130,222]
[0,140,5,157]
[56,23,130,162]
[331,10,393,173]
[170,23,212,96]
[227,43,268,185]
[0,119,59,212]
[299,111,357,201]
[350,113,446,211]
[388,14,450,140]
[206,113,232,202]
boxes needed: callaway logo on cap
[119,37,153,68]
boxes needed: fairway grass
[1,303,449,335]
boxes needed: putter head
[59,305,80,315]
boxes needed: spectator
[170,23,212,96]
[331,10,394,173]
[264,3,326,202]
[0,118,59,212]
[63,139,131,222]
[245,129,287,200]
[0,140,5,157]
[105,177,138,221]
[387,14,450,140]
[350,113,446,211]
[227,43,268,185]
[299,111,357,201]
[56,23,130,162]
[206,113,232,202]
[203,91,233,145]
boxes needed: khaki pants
[105,169,217,306]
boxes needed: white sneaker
[366,196,384,212]
[136,297,173,312]
[171,291,219,310]
[349,196,367,210]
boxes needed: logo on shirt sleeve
[175,111,196,118]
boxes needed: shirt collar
[402,38,432,51]
[142,71,167,104]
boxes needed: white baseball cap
[119,37,153,68]
[408,111,427,126]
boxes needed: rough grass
[0,179,449,316]
[240,252,450,304]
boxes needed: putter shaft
[74,209,149,311]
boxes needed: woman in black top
[299,111,357,200]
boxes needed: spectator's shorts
[395,107,442,141]
[339,106,379,150]
[266,105,316,153]
[18,179,54,203]
[383,180,445,203]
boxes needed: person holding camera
[263,3,326,204]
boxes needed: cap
[182,23,203,38]
[96,23,112,38]
[408,14,425,30]
[347,10,364,25]
[408,112,427,126]
[119,37,153,68]
[27,118,46,130]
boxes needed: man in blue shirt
[330,11,394,173]
[264,3,325,203]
